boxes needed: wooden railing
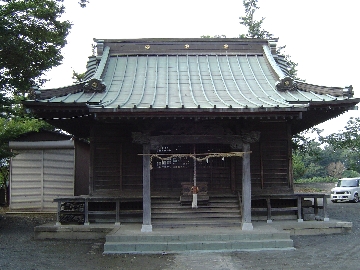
[54,196,142,225]
[251,193,330,222]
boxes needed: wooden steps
[151,194,241,227]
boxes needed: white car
[331,177,360,203]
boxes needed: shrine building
[24,38,360,231]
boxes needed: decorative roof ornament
[276,77,296,91]
[344,85,354,98]
[84,78,106,93]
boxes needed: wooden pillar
[314,197,319,215]
[231,157,236,192]
[266,197,272,223]
[241,143,253,230]
[115,200,120,226]
[89,126,95,195]
[141,143,152,232]
[56,201,61,226]
[297,196,303,222]
[323,195,329,221]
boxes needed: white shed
[9,131,89,212]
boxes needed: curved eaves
[262,45,286,80]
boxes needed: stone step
[106,230,291,243]
[104,239,294,253]
[104,230,294,254]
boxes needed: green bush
[342,170,360,178]
[294,176,338,184]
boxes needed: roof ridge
[295,81,353,98]
[34,83,85,100]
[83,56,97,81]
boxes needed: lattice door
[151,144,231,192]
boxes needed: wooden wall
[91,120,293,195]
[91,124,143,193]
[235,121,292,194]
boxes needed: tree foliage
[201,35,227,38]
[0,114,51,160]
[292,128,323,157]
[322,117,360,153]
[238,0,299,79]
[0,0,72,95]
[78,0,89,8]
[292,123,360,182]
[239,0,273,39]
[292,152,306,179]
[327,161,345,178]
[321,117,360,172]
[72,70,86,83]
[0,0,87,188]
[0,95,53,187]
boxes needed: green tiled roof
[32,39,356,112]
[24,38,359,137]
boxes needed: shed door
[10,149,74,211]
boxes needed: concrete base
[276,220,352,236]
[267,220,273,223]
[104,223,294,254]
[34,219,352,242]
[34,223,114,240]
[141,224,153,232]
[241,222,253,230]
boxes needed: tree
[0,96,52,187]
[201,35,227,38]
[292,151,306,180]
[322,117,360,172]
[0,0,72,95]
[239,0,273,39]
[327,161,345,178]
[78,0,89,8]
[0,0,88,189]
[72,70,86,83]
[239,0,299,79]
[322,117,360,153]
[292,128,324,157]
[0,0,89,94]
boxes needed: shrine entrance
[151,144,233,193]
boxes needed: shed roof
[24,38,359,137]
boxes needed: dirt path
[1,184,359,269]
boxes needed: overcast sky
[44,0,359,135]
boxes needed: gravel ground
[1,184,360,270]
